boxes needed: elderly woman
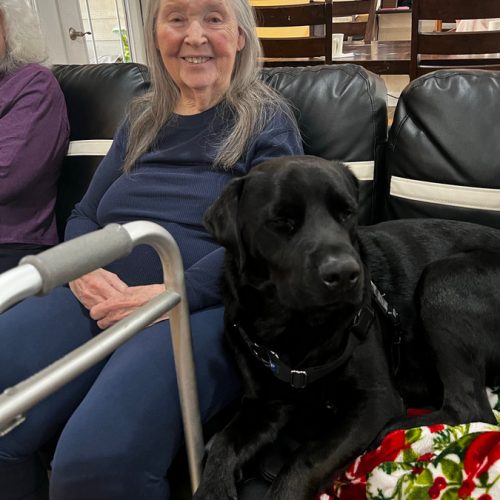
[0,0,69,273]
[0,0,303,499]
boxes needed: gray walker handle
[0,221,203,493]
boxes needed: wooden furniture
[375,8,412,40]
[332,39,410,73]
[331,0,377,42]
[252,0,310,38]
[255,0,333,65]
[258,39,410,72]
[410,0,500,79]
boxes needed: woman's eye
[167,14,184,24]
[207,15,223,24]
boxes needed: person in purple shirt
[0,0,69,273]
[0,0,303,499]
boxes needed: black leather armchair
[49,63,500,498]
[52,63,150,239]
[52,63,388,238]
[380,69,500,229]
[50,62,388,498]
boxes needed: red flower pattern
[428,424,445,433]
[463,432,500,478]
[322,420,500,500]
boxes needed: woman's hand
[69,268,128,310]
[89,284,168,330]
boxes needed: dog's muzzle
[318,254,361,291]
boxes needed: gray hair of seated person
[0,0,49,74]
[122,0,297,173]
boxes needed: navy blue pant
[0,287,240,500]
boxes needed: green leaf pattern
[364,423,500,499]
[321,387,500,500]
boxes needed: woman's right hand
[69,268,128,311]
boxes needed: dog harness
[235,281,401,389]
[370,282,402,375]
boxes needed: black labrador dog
[194,156,500,500]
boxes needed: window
[79,0,130,63]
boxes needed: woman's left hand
[89,283,168,329]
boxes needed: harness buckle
[290,370,307,389]
[252,344,279,372]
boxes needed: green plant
[112,27,131,62]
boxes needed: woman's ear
[237,27,246,52]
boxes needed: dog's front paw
[264,470,315,500]
[193,475,237,500]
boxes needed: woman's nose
[185,20,207,45]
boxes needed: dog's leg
[381,251,500,435]
[193,398,293,500]
[263,388,404,500]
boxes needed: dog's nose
[318,255,360,289]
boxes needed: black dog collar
[234,304,374,389]
[235,281,402,389]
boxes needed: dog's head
[205,156,365,312]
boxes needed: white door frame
[35,0,147,65]
[36,0,88,64]
[124,0,147,64]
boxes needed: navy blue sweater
[65,104,303,311]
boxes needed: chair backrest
[332,0,377,42]
[410,0,500,80]
[261,64,387,224]
[254,0,333,66]
[52,63,150,239]
[380,69,500,229]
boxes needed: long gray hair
[122,0,296,172]
[0,0,48,74]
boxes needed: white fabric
[456,18,500,32]
[67,140,113,157]
[390,176,500,211]
[345,161,374,181]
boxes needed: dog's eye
[266,218,296,234]
[337,210,354,223]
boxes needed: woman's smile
[182,56,213,64]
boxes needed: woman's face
[155,0,246,111]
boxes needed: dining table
[260,39,500,76]
[333,39,410,74]
[260,40,411,74]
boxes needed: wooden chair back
[254,0,333,66]
[332,0,377,42]
[410,0,500,79]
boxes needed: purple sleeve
[0,66,69,203]
[184,110,304,312]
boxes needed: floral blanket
[319,388,500,500]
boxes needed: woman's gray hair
[123,0,297,173]
[0,0,49,74]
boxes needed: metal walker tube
[0,221,203,493]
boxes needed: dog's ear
[342,162,359,192]
[204,177,247,268]
[338,161,360,204]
